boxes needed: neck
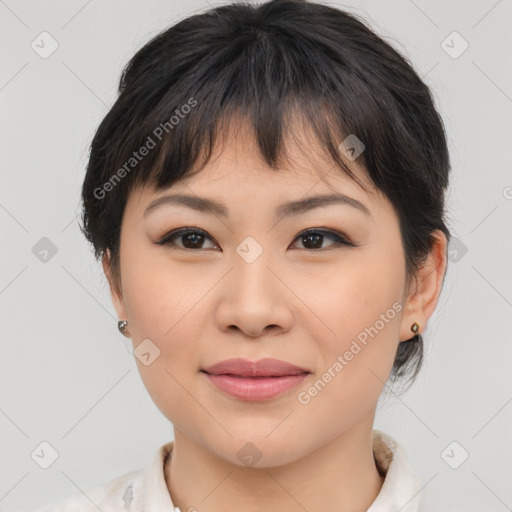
[165,417,385,512]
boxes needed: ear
[399,230,448,341]
[102,251,128,323]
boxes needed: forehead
[128,117,382,214]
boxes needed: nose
[215,247,294,338]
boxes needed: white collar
[367,429,422,511]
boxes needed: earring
[400,321,421,343]
[118,320,129,337]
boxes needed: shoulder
[34,467,145,512]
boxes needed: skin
[103,119,447,512]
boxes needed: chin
[207,433,307,469]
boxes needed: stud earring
[118,320,130,337]
[400,321,421,343]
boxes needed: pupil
[183,233,203,248]
[304,233,322,249]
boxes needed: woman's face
[106,122,433,466]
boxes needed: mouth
[200,358,311,401]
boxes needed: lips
[201,358,311,401]
[201,358,310,377]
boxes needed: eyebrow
[143,192,371,219]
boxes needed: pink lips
[201,358,310,401]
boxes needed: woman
[38,0,450,510]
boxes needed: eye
[155,227,354,251]
[156,227,219,250]
[290,228,354,251]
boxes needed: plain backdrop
[1,1,511,511]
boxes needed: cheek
[120,240,208,340]
[303,249,404,343]
[298,244,406,393]
[292,261,404,445]
[120,255,209,424]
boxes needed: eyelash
[155,227,356,251]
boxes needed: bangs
[105,24,396,197]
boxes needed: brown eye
[156,228,219,250]
[290,229,353,251]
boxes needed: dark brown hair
[80,0,451,389]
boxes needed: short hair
[80,0,451,389]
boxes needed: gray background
[1,0,511,511]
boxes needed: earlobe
[399,230,448,341]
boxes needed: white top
[36,429,421,512]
